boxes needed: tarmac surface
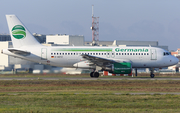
[0,77,180,80]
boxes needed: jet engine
[103,62,132,74]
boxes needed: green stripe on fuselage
[51,48,112,52]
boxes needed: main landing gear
[90,71,99,78]
[150,68,155,78]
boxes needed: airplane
[1,15,179,78]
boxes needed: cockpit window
[163,52,170,56]
[166,52,169,55]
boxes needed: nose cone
[171,56,179,65]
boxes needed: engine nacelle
[103,62,132,74]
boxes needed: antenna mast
[91,5,99,46]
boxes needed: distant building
[171,48,180,57]
[33,33,46,43]
[0,34,11,41]
[46,34,84,46]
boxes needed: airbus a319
[2,15,179,78]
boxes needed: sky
[0,0,180,50]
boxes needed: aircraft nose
[170,57,179,65]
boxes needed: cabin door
[151,49,157,60]
[41,48,47,60]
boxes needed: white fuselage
[2,45,178,69]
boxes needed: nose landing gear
[150,74,155,78]
[150,68,155,78]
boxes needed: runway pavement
[0,77,180,80]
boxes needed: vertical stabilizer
[6,15,41,48]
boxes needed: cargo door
[41,48,47,60]
[151,49,157,60]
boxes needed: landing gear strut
[150,68,155,78]
[90,71,99,78]
[135,68,137,77]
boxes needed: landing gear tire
[150,68,155,78]
[150,74,155,78]
[90,72,94,77]
[93,72,99,78]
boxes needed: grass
[0,93,180,112]
[0,76,180,112]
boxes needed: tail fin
[6,15,41,48]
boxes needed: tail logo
[11,25,26,39]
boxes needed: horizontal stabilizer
[8,48,30,56]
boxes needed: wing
[81,54,131,67]
[8,48,31,56]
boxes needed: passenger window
[68,53,70,55]
[93,53,95,55]
[122,53,123,55]
[104,53,106,55]
[65,53,67,55]
[54,53,56,55]
[99,53,100,55]
[62,53,64,55]
[108,53,109,55]
[96,53,98,55]
[139,53,140,55]
[133,53,135,55]
[125,53,126,55]
[116,53,118,55]
[127,53,129,55]
[102,53,103,55]
[60,53,61,55]
[141,53,143,55]
[74,53,75,55]
[57,53,58,55]
[144,53,146,55]
[119,53,121,55]
[147,53,149,55]
[51,53,53,55]
[90,53,92,55]
[112,53,114,55]
[136,53,137,55]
